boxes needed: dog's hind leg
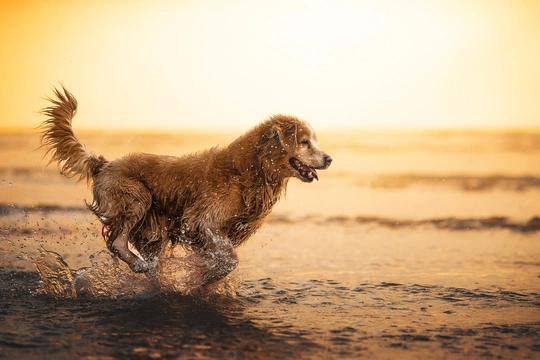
[109,232,150,272]
[102,191,153,273]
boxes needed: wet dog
[40,87,332,285]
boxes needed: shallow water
[1,131,540,359]
[1,258,539,359]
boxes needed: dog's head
[270,115,332,183]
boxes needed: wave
[2,204,539,233]
[365,174,540,191]
[271,214,540,233]
[0,167,72,185]
[0,203,86,215]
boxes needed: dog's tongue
[301,164,318,181]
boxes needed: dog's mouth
[289,158,318,182]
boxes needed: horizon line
[2,125,540,135]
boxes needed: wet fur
[40,86,332,285]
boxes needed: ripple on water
[1,248,539,359]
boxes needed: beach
[1,130,539,359]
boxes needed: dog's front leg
[199,231,238,286]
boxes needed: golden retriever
[40,86,332,286]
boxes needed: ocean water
[0,131,539,359]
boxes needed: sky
[1,0,540,131]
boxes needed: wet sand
[1,131,539,358]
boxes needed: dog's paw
[130,259,150,273]
[201,259,238,286]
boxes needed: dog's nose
[324,155,333,167]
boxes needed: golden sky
[1,0,540,131]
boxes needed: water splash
[73,250,149,298]
[26,245,241,300]
[158,246,241,298]
[31,245,76,299]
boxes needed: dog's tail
[39,86,106,183]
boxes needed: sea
[0,130,539,359]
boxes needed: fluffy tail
[40,86,106,183]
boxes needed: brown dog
[40,87,332,285]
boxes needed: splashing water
[73,250,149,298]
[27,245,241,299]
[31,245,76,299]
[158,246,241,298]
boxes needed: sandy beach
[1,130,539,359]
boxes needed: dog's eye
[300,140,310,148]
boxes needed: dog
[40,86,332,286]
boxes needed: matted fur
[40,86,332,286]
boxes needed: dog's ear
[275,121,297,154]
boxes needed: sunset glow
[1,0,540,131]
